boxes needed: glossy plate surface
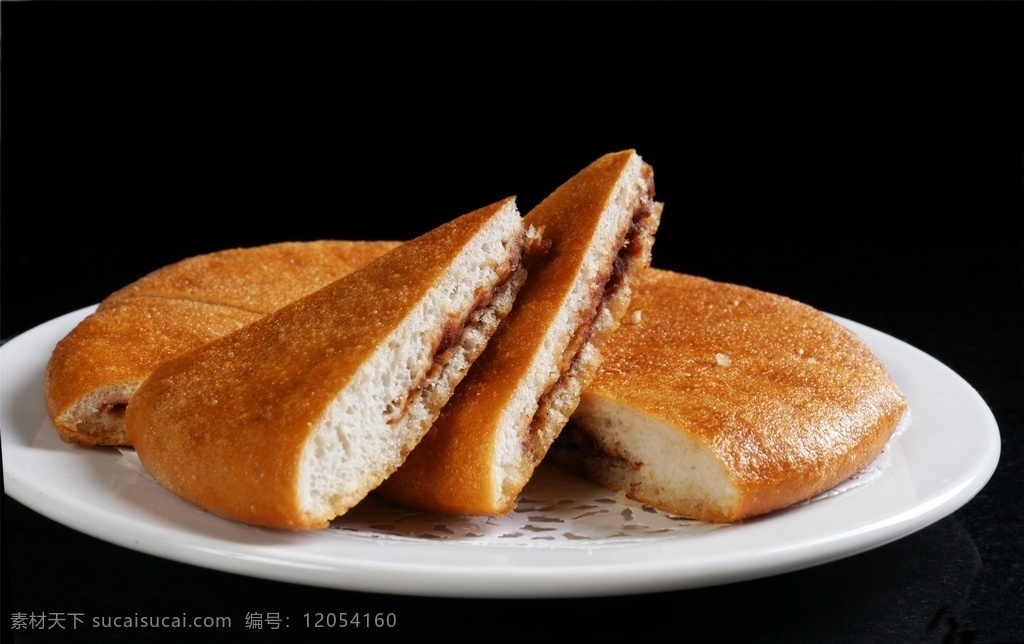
[1,306,1000,598]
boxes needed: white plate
[1,306,1001,598]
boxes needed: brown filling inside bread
[553,421,642,472]
[522,179,658,464]
[385,257,529,427]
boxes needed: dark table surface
[3,3,1022,643]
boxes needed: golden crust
[126,199,523,529]
[44,240,401,446]
[377,150,661,515]
[45,297,263,446]
[105,240,403,312]
[554,269,909,522]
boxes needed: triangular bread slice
[376,150,662,515]
[45,240,401,446]
[125,198,532,529]
[549,269,909,523]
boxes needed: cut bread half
[549,269,910,523]
[125,198,532,529]
[377,150,662,515]
[45,240,401,446]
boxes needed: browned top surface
[378,150,647,512]
[45,240,400,444]
[585,268,908,517]
[45,298,261,419]
[125,199,516,528]
[105,240,403,313]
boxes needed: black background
[3,3,1022,643]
